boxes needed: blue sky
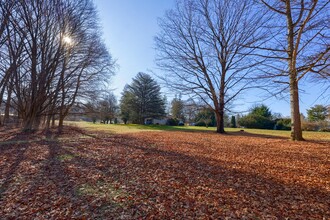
[93,0,328,117]
[94,0,175,95]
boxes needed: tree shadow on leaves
[0,132,30,200]
[1,127,329,219]
[104,134,330,219]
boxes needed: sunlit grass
[57,154,75,162]
[67,121,211,133]
[76,181,130,207]
[67,121,330,141]
[225,128,330,140]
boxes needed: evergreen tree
[238,104,275,129]
[120,73,165,124]
[231,116,237,128]
[307,105,328,122]
[250,105,272,118]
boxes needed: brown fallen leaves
[0,126,329,219]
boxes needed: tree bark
[215,110,225,133]
[22,110,37,132]
[51,115,56,127]
[4,86,12,124]
[58,115,64,133]
[290,76,304,141]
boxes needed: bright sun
[63,35,73,45]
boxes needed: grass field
[1,123,329,219]
[68,121,330,140]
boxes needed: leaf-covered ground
[0,126,329,219]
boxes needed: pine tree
[231,116,237,128]
[120,72,165,124]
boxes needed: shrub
[195,121,206,126]
[318,121,330,132]
[238,115,275,129]
[166,118,179,126]
[319,126,330,132]
[302,121,330,132]
[195,119,214,127]
[302,122,319,131]
[178,121,184,126]
[274,118,291,130]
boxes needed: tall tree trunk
[57,68,66,133]
[51,115,55,127]
[23,119,34,132]
[215,69,226,134]
[290,76,304,141]
[286,0,303,141]
[215,110,225,133]
[58,86,66,133]
[23,110,37,132]
[0,76,9,124]
[4,86,12,124]
[58,115,64,133]
[45,113,52,130]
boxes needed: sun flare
[63,35,73,45]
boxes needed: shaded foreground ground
[0,126,329,219]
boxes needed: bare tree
[0,1,24,125]
[0,1,14,43]
[0,0,115,131]
[0,1,12,123]
[258,0,330,140]
[183,98,199,125]
[54,0,115,132]
[98,92,118,124]
[171,96,185,120]
[155,0,268,133]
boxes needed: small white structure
[145,118,167,125]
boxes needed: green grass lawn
[66,121,330,141]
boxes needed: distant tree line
[0,0,115,132]
[83,71,329,132]
[237,104,329,131]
